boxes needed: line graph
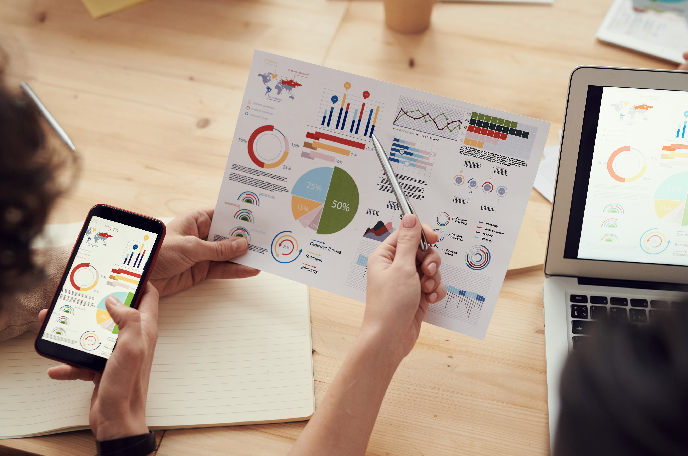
[392,96,465,140]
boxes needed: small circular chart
[640,229,669,254]
[607,146,646,183]
[70,263,98,291]
[248,125,289,169]
[466,245,491,270]
[497,186,507,197]
[482,182,494,193]
[454,175,464,186]
[653,171,688,226]
[291,166,359,235]
[271,231,302,263]
[80,331,100,351]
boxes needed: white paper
[208,51,550,339]
[533,145,560,203]
[1,223,313,438]
[597,0,688,64]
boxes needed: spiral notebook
[0,223,314,438]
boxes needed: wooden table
[0,0,676,454]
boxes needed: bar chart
[317,88,382,139]
[388,136,437,178]
[302,130,366,162]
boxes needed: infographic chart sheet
[578,87,688,267]
[209,51,550,339]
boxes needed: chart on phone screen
[40,216,158,358]
[208,51,549,339]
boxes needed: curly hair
[0,54,75,297]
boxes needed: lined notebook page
[0,333,91,438]
[147,276,314,428]
[0,222,314,438]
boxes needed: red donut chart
[247,125,289,169]
[70,263,98,291]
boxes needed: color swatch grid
[463,112,537,161]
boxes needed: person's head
[555,313,688,456]
[0,52,74,298]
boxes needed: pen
[20,81,76,152]
[371,133,428,251]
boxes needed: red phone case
[34,205,166,371]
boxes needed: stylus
[20,81,76,152]
[371,133,428,251]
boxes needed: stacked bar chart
[302,131,366,162]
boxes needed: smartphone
[35,204,165,372]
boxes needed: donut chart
[248,125,289,169]
[466,245,491,270]
[640,229,670,254]
[607,146,647,183]
[271,231,302,263]
[80,331,100,351]
[69,263,98,291]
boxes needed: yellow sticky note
[81,0,148,19]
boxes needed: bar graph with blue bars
[446,285,485,302]
[389,137,435,173]
[678,121,687,139]
[317,89,381,138]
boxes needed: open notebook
[0,223,314,438]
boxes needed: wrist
[94,415,148,442]
[354,325,405,371]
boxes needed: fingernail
[233,237,248,251]
[429,292,438,303]
[402,214,416,228]
[425,279,435,290]
[427,262,437,275]
[106,296,121,307]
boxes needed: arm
[38,283,160,454]
[289,214,447,456]
[0,245,70,342]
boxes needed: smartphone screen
[39,214,160,360]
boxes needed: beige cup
[383,0,435,34]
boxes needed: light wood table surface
[0,0,677,455]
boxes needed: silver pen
[371,133,428,251]
[20,81,76,152]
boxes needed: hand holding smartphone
[35,204,165,372]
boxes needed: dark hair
[0,53,76,296]
[554,314,688,456]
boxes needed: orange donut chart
[607,146,647,183]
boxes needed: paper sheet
[0,223,313,438]
[597,0,688,64]
[80,0,148,19]
[208,51,550,339]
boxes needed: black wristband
[96,431,156,456]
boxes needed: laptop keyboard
[569,293,687,351]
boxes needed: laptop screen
[564,85,688,267]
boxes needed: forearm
[289,331,401,456]
[0,246,70,342]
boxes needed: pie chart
[654,171,688,226]
[96,292,134,334]
[248,125,289,169]
[291,166,359,235]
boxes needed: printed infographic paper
[209,51,550,339]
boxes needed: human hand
[362,214,447,365]
[149,208,260,297]
[678,52,688,71]
[37,283,159,441]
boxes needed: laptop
[543,66,688,446]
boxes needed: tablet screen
[564,85,688,267]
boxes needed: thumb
[187,236,249,262]
[105,296,140,332]
[393,214,422,267]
